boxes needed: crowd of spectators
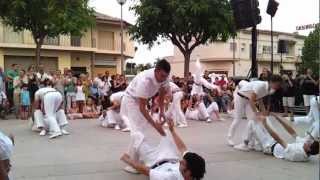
[0,63,128,120]
[0,63,318,121]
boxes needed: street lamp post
[117,0,127,75]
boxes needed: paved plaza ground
[0,114,318,180]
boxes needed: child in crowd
[75,79,85,113]
[20,84,30,120]
[83,97,99,118]
[67,101,83,120]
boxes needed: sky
[89,0,319,64]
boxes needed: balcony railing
[43,37,59,46]
[71,36,81,47]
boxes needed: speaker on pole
[267,0,279,17]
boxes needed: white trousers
[43,92,63,134]
[120,95,158,162]
[133,130,179,167]
[33,109,68,131]
[166,91,187,126]
[100,110,125,128]
[246,119,276,154]
[303,95,316,107]
[282,97,295,107]
[294,96,319,139]
[228,93,256,139]
[185,102,219,121]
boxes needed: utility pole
[251,25,258,78]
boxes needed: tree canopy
[301,26,320,74]
[130,0,235,77]
[0,0,94,68]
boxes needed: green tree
[301,26,320,74]
[0,0,94,69]
[130,0,235,77]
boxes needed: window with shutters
[98,31,114,50]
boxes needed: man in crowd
[0,131,14,180]
[121,118,206,180]
[227,75,283,148]
[120,59,171,173]
[5,64,19,111]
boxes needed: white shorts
[282,97,295,107]
[303,95,316,107]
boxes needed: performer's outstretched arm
[168,119,188,155]
[121,154,150,176]
[261,116,287,148]
[200,77,219,91]
[270,113,297,138]
[139,98,166,136]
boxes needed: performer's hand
[154,121,166,136]
[159,112,166,124]
[120,153,133,165]
[167,118,175,132]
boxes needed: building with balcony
[0,12,135,76]
[167,29,305,77]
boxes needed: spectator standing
[282,72,296,117]
[5,64,19,110]
[13,70,28,118]
[0,67,5,92]
[36,64,50,87]
[27,65,39,104]
[64,70,76,110]
[75,79,85,113]
[301,68,319,113]
[20,84,30,120]
[53,70,65,96]
[99,74,112,109]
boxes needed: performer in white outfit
[165,82,187,127]
[227,75,283,148]
[185,95,220,122]
[121,119,206,180]
[292,96,319,140]
[120,60,171,173]
[0,131,14,180]
[100,91,128,131]
[191,58,220,96]
[240,113,319,162]
[33,81,69,139]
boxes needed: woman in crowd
[75,79,86,113]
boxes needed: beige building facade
[0,12,135,76]
[168,29,305,77]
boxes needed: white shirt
[150,162,184,180]
[0,131,13,160]
[0,91,7,104]
[36,72,51,81]
[169,82,180,93]
[110,91,125,103]
[34,87,57,101]
[273,142,308,162]
[126,68,169,99]
[239,81,271,99]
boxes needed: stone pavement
[0,115,318,180]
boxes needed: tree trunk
[183,52,191,78]
[35,38,44,71]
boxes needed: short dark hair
[155,59,171,74]
[269,74,283,83]
[308,141,319,155]
[183,152,206,179]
